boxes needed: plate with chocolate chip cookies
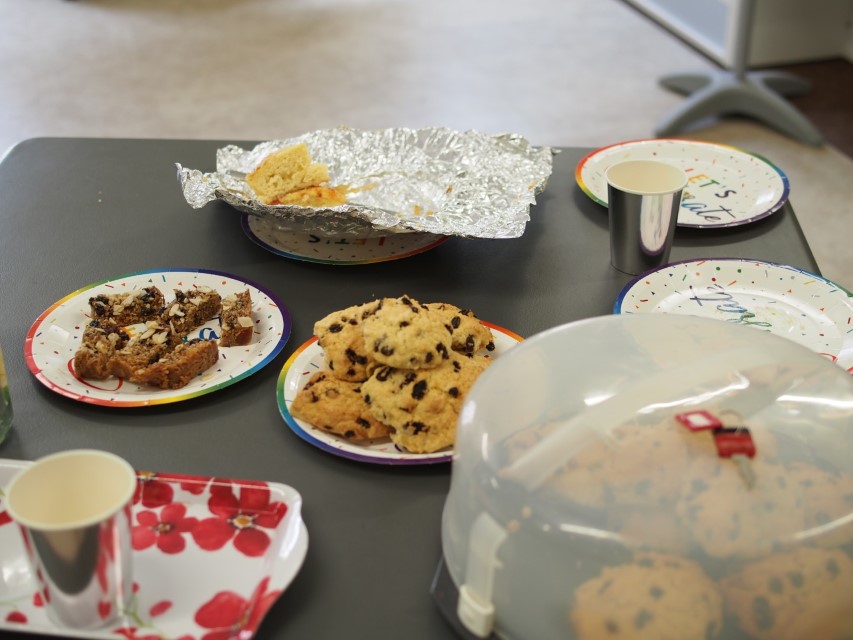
[276,296,523,464]
[25,268,292,407]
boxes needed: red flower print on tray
[134,471,212,508]
[114,626,166,640]
[5,611,26,624]
[0,488,11,526]
[192,480,287,557]
[194,577,281,640]
[174,473,212,496]
[133,503,198,554]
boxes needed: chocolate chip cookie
[785,462,853,548]
[543,418,693,509]
[361,353,491,453]
[314,300,381,382]
[291,371,391,441]
[569,552,722,640]
[424,302,495,355]
[676,458,805,558]
[361,296,452,370]
[720,547,853,640]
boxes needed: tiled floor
[1,0,850,284]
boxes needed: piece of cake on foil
[246,142,346,206]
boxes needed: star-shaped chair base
[656,69,824,146]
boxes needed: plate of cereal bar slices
[25,268,292,406]
[276,295,523,464]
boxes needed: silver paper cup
[5,450,136,629]
[606,160,687,275]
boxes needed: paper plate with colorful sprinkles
[276,323,523,465]
[614,259,853,372]
[241,215,449,264]
[25,269,292,407]
[576,139,790,228]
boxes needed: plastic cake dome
[440,314,853,640]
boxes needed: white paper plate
[241,215,448,264]
[614,258,853,372]
[576,139,790,228]
[25,269,292,407]
[276,323,523,464]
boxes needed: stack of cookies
[291,295,496,453]
[501,416,853,639]
[568,545,853,640]
[73,285,254,390]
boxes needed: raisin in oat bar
[219,290,254,347]
[73,319,129,379]
[129,338,219,390]
[89,286,165,325]
[162,287,222,335]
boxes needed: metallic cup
[5,450,137,629]
[605,160,687,275]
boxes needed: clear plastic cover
[442,314,853,640]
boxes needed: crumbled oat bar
[219,290,254,347]
[88,286,165,325]
[73,319,129,379]
[162,287,222,335]
[129,338,219,389]
[108,320,177,379]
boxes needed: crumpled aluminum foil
[176,127,554,239]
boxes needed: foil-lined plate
[176,127,554,239]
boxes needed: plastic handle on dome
[457,512,507,638]
[677,410,758,488]
[502,343,822,491]
[675,410,722,431]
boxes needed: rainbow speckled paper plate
[25,269,292,407]
[614,258,853,372]
[241,215,449,265]
[276,322,523,464]
[576,138,790,228]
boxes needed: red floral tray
[0,459,307,639]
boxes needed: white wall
[624,0,853,66]
[751,0,853,66]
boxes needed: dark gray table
[0,138,819,640]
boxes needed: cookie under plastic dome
[440,314,853,640]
